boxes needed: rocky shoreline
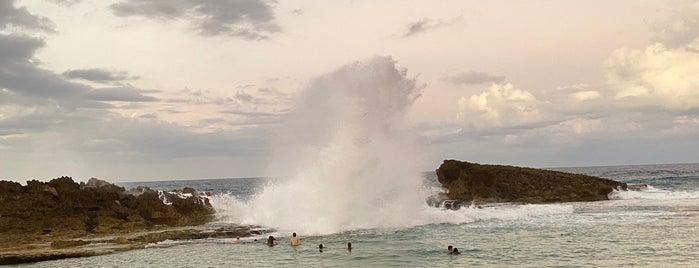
[2,161,631,264]
[434,160,628,204]
[0,225,266,265]
[0,177,268,265]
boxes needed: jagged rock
[0,177,215,248]
[435,160,627,204]
[83,178,125,193]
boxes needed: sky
[1,0,698,182]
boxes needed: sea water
[19,163,699,267]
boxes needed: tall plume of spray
[248,56,429,234]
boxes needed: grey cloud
[46,0,83,7]
[221,110,284,127]
[0,35,89,101]
[446,71,505,85]
[1,58,90,100]
[0,0,55,32]
[0,33,44,62]
[138,113,158,119]
[63,68,135,83]
[223,110,282,117]
[404,18,433,37]
[83,87,159,102]
[82,117,268,158]
[0,104,102,138]
[234,89,254,102]
[0,34,157,107]
[651,3,699,48]
[111,0,281,40]
[1,108,268,161]
[402,16,462,38]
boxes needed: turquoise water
[20,164,699,267]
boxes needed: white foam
[609,185,699,200]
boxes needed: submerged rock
[435,160,627,204]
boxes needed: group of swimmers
[235,233,352,252]
[237,233,460,255]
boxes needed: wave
[209,192,574,235]
[211,58,578,235]
[609,185,699,200]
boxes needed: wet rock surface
[0,177,261,264]
[435,160,628,204]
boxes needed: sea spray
[242,57,428,234]
[208,57,579,233]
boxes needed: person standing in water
[447,245,453,254]
[290,232,300,246]
[347,242,352,251]
[319,244,324,252]
[267,236,277,246]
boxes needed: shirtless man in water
[290,232,300,246]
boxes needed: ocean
[17,163,699,267]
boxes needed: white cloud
[572,90,602,101]
[604,40,699,111]
[457,83,541,129]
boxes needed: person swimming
[290,232,300,246]
[452,248,461,255]
[448,245,453,253]
[319,243,324,252]
[347,242,352,251]
[267,236,277,246]
[235,236,242,243]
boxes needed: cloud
[457,83,542,129]
[651,1,699,48]
[0,0,55,32]
[0,33,43,62]
[83,87,159,102]
[572,90,602,101]
[63,68,136,83]
[0,34,89,100]
[46,0,83,7]
[110,0,281,39]
[234,89,254,102]
[0,34,159,107]
[445,71,505,85]
[402,16,462,38]
[604,41,699,111]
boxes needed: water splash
[250,56,427,234]
[211,57,576,234]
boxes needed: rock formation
[0,177,271,265]
[435,160,627,204]
[0,177,215,246]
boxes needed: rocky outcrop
[0,225,267,265]
[0,177,215,247]
[436,160,627,204]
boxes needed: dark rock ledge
[0,177,266,265]
[433,160,628,205]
